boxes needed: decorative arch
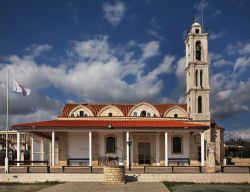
[98,105,124,116]
[128,102,160,117]
[164,106,188,118]
[69,105,94,117]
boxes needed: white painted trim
[40,139,44,161]
[17,131,20,166]
[165,132,168,166]
[31,137,34,162]
[126,132,129,167]
[52,131,55,166]
[89,131,92,166]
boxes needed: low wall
[128,173,250,183]
[0,173,249,184]
[232,158,250,166]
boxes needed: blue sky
[0,0,250,139]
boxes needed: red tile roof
[12,119,207,130]
[60,103,187,117]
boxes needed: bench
[67,158,89,166]
[221,165,250,173]
[144,165,203,173]
[8,160,50,173]
[62,158,92,173]
[168,158,190,165]
[62,165,93,173]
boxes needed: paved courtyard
[37,182,169,192]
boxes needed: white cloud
[209,52,233,68]
[0,37,178,126]
[24,44,52,58]
[234,56,250,74]
[67,1,80,24]
[146,55,175,81]
[102,2,126,26]
[239,43,250,55]
[74,35,110,61]
[194,0,209,11]
[209,30,226,41]
[225,129,250,141]
[141,41,160,60]
[146,30,164,40]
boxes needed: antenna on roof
[201,5,204,30]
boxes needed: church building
[12,20,224,168]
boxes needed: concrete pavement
[38,182,169,192]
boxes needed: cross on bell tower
[185,18,210,121]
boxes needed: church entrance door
[138,142,151,165]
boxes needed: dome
[192,22,201,27]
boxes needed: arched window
[140,110,146,117]
[79,111,84,117]
[195,41,201,61]
[108,112,113,117]
[106,137,116,153]
[173,136,182,153]
[195,70,198,87]
[133,112,137,116]
[174,114,178,118]
[200,70,203,87]
[147,112,151,117]
[198,96,202,113]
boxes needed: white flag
[0,82,5,88]
[12,80,31,96]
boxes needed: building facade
[12,20,224,167]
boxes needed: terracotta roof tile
[60,103,187,117]
[12,119,207,129]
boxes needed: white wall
[67,132,89,158]
[98,132,123,159]
[168,132,190,158]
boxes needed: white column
[126,131,129,167]
[17,131,21,166]
[156,133,160,166]
[52,131,55,166]
[31,137,34,161]
[89,131,92,166]
[165,131,168,166]
[201,131,205,166]
[40,139,44,161]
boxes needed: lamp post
[127,137,132,171]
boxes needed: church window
[195,29,199,34]
[133,112,137,116]
[106,137,116,153]
[140,110,146,117]
[79,111,84,117]
[200,70,203,87]
[71,113,75,117]
[108,112,113,117]
[195,70,198,87]
[198,96,202,113]
[147,112,151,117]
[173,136,182,153]
[195,41,201,61]
[174,114,178,118]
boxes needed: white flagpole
[5,69,9,173]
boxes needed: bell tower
[185,18,210,121]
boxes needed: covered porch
[12,119,208,168]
